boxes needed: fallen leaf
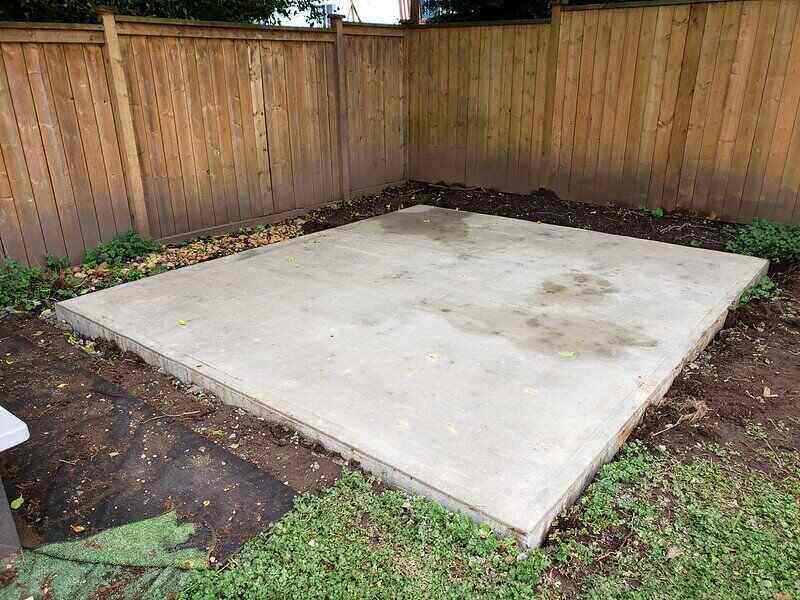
[71,524,86,533]
[178,320,188,326]
[558,350,577,358]
[202,500,210,507]
[763,386,779,398]
[9,496,23,510]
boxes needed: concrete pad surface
[56,206,767,546]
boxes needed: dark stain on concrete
[420,303,657,359]
[379,208,471,243]
[535,272,619,306]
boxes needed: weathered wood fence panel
[408,0,800,224]
[407,23,551,193]
[549,0,800,222]
[345,30,407,193]
[0,25,132,266]
[0,18,406,265]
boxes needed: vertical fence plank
[662,4,706,211]
[621,7,658,206]
[222,39,250,220]
[210,39,239,222]
[691,1,742,216]
[164,36,202,231]
[236,40,264,216]
[570,10,597,199]
[677,3,724,211]
[131,36,175,235]
[707,0,761,217]
[530,26,550,187]
[64,43,118,242]
[23,43,84,261]
[778,103,800,222]
[516,27,537,191]
[647,5,690,208]
[261,41,294,213]
[3,43,66,259]
[582,10,611,203]
[248,40,275,214]
[608,8,643,204]
[193,38,226,226]
[542,5,562,182]
[324,42,342,201]
[635,6,673,206]
[0,61,31,264]
[84,44,131,235]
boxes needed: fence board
[23,43,84,262]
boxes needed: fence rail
[2,1,800,267]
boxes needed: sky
[280,0,408,26]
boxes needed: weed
[0,256,83,310]
[83,230,160,268]
[737,275,778,306]
[726,219,800,263]
[640,206,665,218]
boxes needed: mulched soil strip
[0,326,296,562]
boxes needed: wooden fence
[408,0,800,224]
[2,1,800,267]
[0,16,405,266]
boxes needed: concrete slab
[56,206,767,546]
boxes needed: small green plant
[83,230,159,268]
[737,275,778,306]
[726,219,800,263]
[0,256,82,310]
[640,206,665,218]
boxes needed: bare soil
[1,183,798,564]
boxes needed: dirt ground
[1,182,798,563]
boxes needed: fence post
[330,14,352,202]
[541,2,562,187]
[98,9,151,237]
[410,0,421,24]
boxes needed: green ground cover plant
[182,443,800,600]
[737,275,779,306]
[726,220,800,263]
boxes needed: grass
[181,443,800,599]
